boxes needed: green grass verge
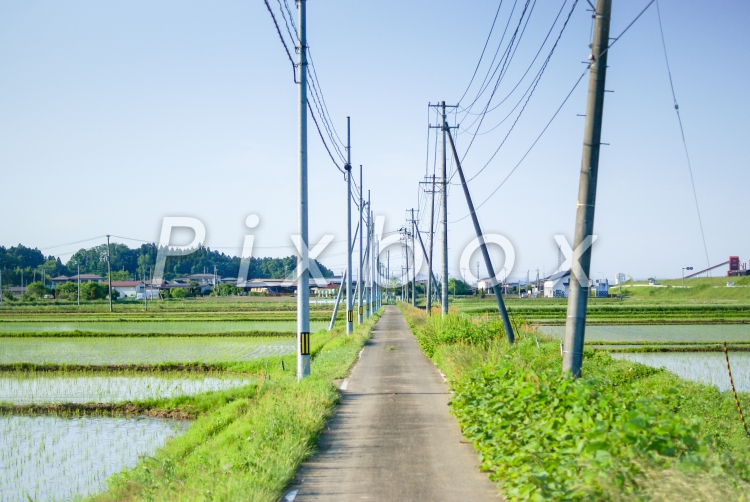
[86,311,381,502]
[398,303,750,501]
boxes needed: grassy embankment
[399,303,750,501]
[83,311,381,502]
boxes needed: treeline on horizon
[0,244,333,287]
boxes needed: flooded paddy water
[0,320,326,334]
[538,325,750,392]
[610,352,750,392]
[0,415,189,501]
[537,324,750,343]
[0,336,294,365]
[0,373,253,404]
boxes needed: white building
[544,270,570,298]
[111,281,145,299]
[544,271,609,298]
[592,278,609,297]
[477,278,493,292]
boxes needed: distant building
[592,278,609,297]
[544,270,570,298]
[543,270,607,298]
[52,274,103,286]
[476,278,492,292]
[188,273,219,285]
[111,281,145,299]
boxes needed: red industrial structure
[683,256,749,279]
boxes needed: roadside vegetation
[0,291,377,501]
[86,312,380,501]
[399,303,750,501]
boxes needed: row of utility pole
[407,0,611,377]
[304,0,611,380]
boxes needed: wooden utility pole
[562,0,612,377]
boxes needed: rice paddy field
[0,415,189,501]
[0,373,253,404]
[0,320,326,335]
[536,324,750,343]
[0,336,295,365]
[0,296,333,501]
[610,352,750,393]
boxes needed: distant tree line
[0,243,334,287]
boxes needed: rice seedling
[0,320,327,334]
[0,373,253,404]
[0,336,294,365]
[0,414,189,501]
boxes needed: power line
[262,0,297,83]
[458,0,524,115]
[38,236,108,252]
[655,0,714,283]
[450,68,588,223]
[449,0,659,223]
[264,0,346,171]
[456,0,505,106]
[461,0,579,183]
[458,0,572,121]
[453,0,537,162]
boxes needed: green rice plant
[0,336,295,365]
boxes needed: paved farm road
[288,305,499,501]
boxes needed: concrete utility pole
[410,209,417,308]
[365,194,372,319]
[414,222,440,299]
[386,250,390,304]
[447,130,515,343]
[346,117,354,334]
[330,223,359,331]
[357,164,365,324]
[297,0,311,380]
[77,263,80,306]
[370,206,375,316]
[562,0,612,377]
[106,235,113,312]
[440,102,449,315]
[401,227,409,302]
[426,175,437,314]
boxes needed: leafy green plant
[398,303,750,501]
[170,288,189,299]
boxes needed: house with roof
[543,270,609,298]
[51,274,104,287]
[110,281,146,299]
[544,270,571,298]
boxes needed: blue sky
[1,0,748,282]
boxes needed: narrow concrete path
[288,305,499,501]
